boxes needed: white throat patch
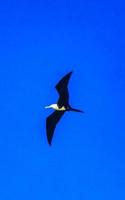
[45,104,66,111]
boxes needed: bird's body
[45,71,84,145]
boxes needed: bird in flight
[45,71,84,145]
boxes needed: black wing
[46,111,65,145]
[55,71,73,107]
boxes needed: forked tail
[70,108,84,113]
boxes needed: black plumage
[46,111,65,145]
[56,71,72,108]
[46,71,83,145]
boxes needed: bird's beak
[45,106,50,109]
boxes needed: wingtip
[49,143,52,146]
[67,71,73,77]
[69,71,73,74]
[48,140,52,146]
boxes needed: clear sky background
[0,0,125,199]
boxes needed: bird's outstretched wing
[46,111,65,145]
[55,71,73,107]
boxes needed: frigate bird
[45,71,84,145]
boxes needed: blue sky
[0,0,125,199]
